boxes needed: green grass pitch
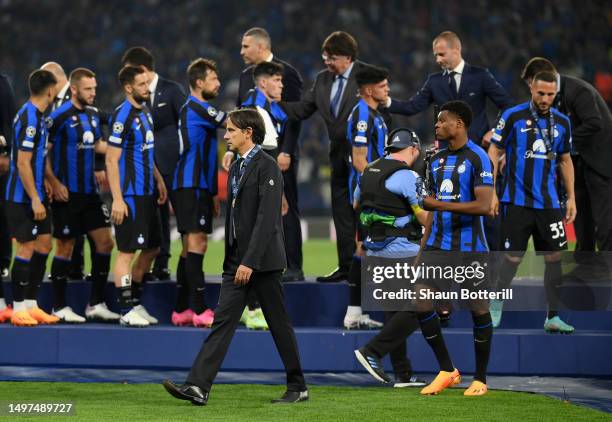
[0,382,609,421]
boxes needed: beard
[75,93,93,108]
[201,88,218,101]
[133,91,150,104]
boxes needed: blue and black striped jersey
[492,102,571,209]
[5,101,47,204]
[241,88,287,136]
[173,95,226,193]
[48,101,102,194]
[347,98,387,203]
[108,100,155,196]
[426,140,493,252]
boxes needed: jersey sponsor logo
[524,139,551,159]
[25,125,36,138]
[440,179,454,193]
[356,120,368,132]
[480,171,493,178]
[78,131,96,149]
[112,122,124,134]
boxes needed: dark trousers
[0,200,11,270]
[282,156,303,271]
[364,311,418,377]
[186,247,306,392]
[330,153,355,272]
[154,173,174,271]
[573,156,612,261]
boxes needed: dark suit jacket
[150,75,187,175]
[0,73,16,153]
[281,60,367,158]
[224,150,287,272]
[388,63,512,143]
[555,75,612,177]
[237,56,303,156]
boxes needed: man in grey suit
[281,31,365,282]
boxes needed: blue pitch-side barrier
[1,279,611,376]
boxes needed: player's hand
[95,170,109,192]
[277,153,291,172]
[234,264,253,285]
[111,199,129,225]
[213,196,221,217]
[490,192,500,217]
[281,193,289,216]
[0,156,9,174]
[31,198,46,221]
[565,196,577,225]
[52,181,69,202]
[422,196,438,211]
[44,179,53,201]
[157,179,167,205]
[222,151,235,172]
[481,130,494,148]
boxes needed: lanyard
[231,145,262,201]
[529,102,556,159]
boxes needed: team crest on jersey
[25,126,36,138]
[146,130,154,142]
[45,117,53,129]
[496,118,505,130]
[356,120,368,132]
[113,122,124,134]
[207,106,218,117]
[457,163,466,174]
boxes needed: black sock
[417,311,454,372]
[89,253,111,306]
[131,278,143,307]
[186,252,206,314]
[118,274,132,314]
[51,256,71,309]
[472,312,493,384]
[544,261,562,319]
[496,257,520,291]
[175,256,189,312]
[10,257,30,303]
[348,255,362,307]
[25,252,48,301]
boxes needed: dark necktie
[448,71,458,97]
[330,75,345,118]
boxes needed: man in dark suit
[281,31,366,282]
[231,27,304,282]
[521,57,612,278]
[122,47,187,281]
[386,31,512,146]
[163,109,308,405]
[0,72,16,319]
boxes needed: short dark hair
[121,46,155,71]
[252,61,284,84]
[521,57,556,81]
[187,58,217,89]
[532,71,557,84]
[243,27,271,49]
[355,64,388,87]
[118,65,146,87]
[69,67,95,85]
[322,31,358,60]
[28,69,57,96]
[440,100,473,129]
[228,108,266,145]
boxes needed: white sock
[346,306,362,318]
[25,299,37,309]
[13,301,27,312]
[0,298,6,310]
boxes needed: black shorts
[51,193,111,239]
[114,195,161,253]
[6,201,52,243]
[501,204,567,255]
[417,247,491,292]
[173,188,214,234]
